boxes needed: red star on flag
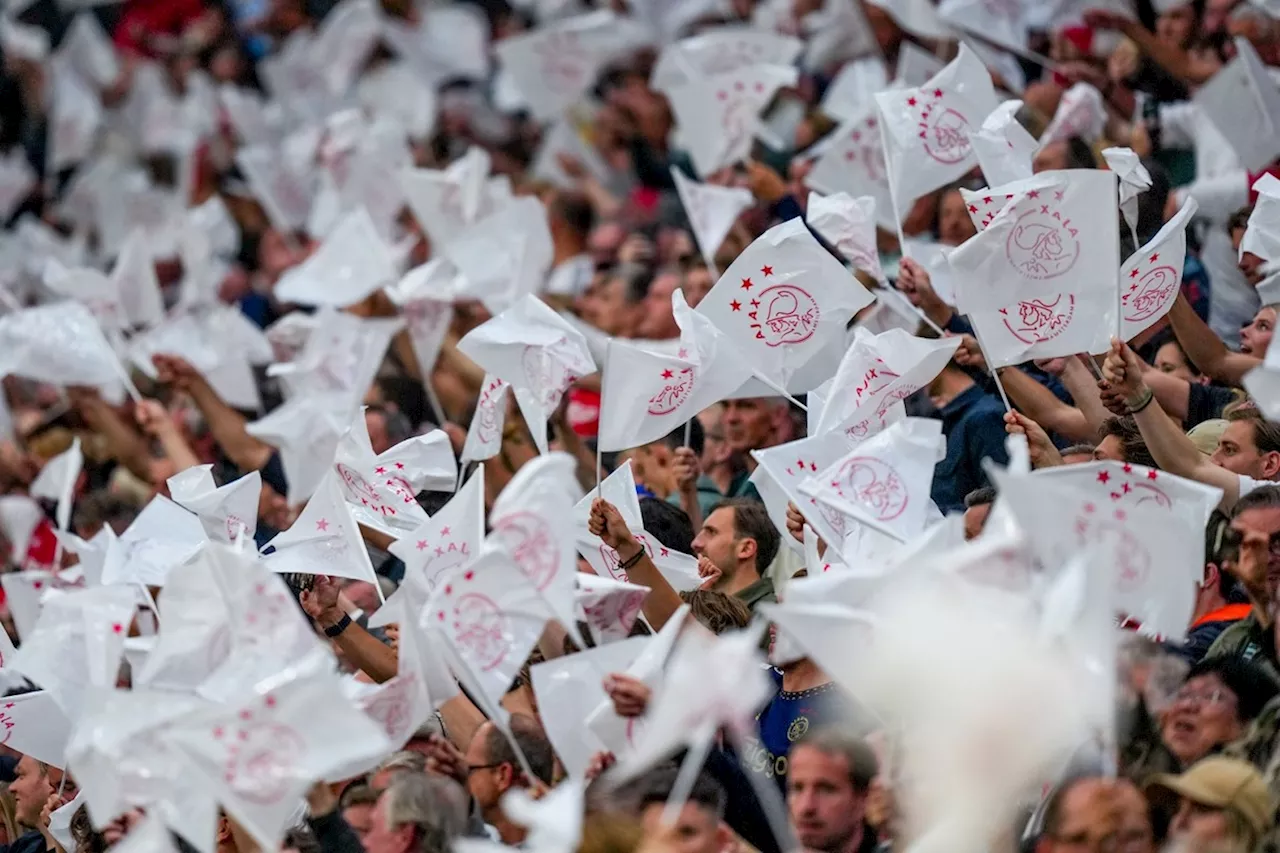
[1028,191,1039,199]
[1149,253,1159,263]
[933,88,943,97]
[662,369,674,379]
[730,299,742,311]
[440,527,451,535]
[1096,471,1110,484]
[761,265,773,276]
[316,518,330,531]
[416,540,428,550]
[907,97,917,106]
[375,466,386,474]
[1147,470,1158,480]
[741,278,753,290]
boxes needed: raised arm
[588,498,684,631]
[1166,295,1262,387]
[1102,340,1241,510]
[152,355,274,473]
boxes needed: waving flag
[805,108,896,232]
[0,690,72,768]
[461,375,512,463]
[494,11,647,122]
[751,431,863,552]
[816,327,960,437]
[873,44,998,210]
[671,167,754,271]
[425,546,550,723]
[331,409,456,538]
[667,64,799,175]
[1040,83,1105,145]
[402,148,501,249]
[31,437,82,532]
[650,28,803,93]
[937,0,1027,55]
[696,218,873,391]
[0,302,134,397]
[806,192,886,283]
[168,467,262,545]
[274,208,400,308]
[1195,36,1280,172]
[598,290,754,452]
[570,461,701,591]
[576,574,649,643]
[167,670,391,850]
[263,474,377,584]
[386,467,486,599]
[948,170,1119,366]
[800,418,946,543]
[458,295,596,455]
[969,100,1036,187]
[489,454,584,642]
[1120,197,1198,340]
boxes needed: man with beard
[786,730,880,853]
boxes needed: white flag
[461,375,512,463]
[806,191,886,282]
[31,437,82,531]
[262,474,378,584]
[938,0,1027,54]
[488,454,584,641]
[650,28,803,93]
[696,218,873,390]
[948,170,1119,366]
[386,466,486,600]
[1040,83,1106,145]
[671,167,754,271]
[873,44,997,209]
[597,290,754,452]
[806,108,896,232]
[1121,197,1198,340]
[274,208,399,308]
[168,467,261,545]
[816,327,960,437]
[332,410,456,538]
[1195,36,1280,173]
[667,64,799,175]
[969,100,1037,187]
[800,417,945,542]
[457,295,596,455]
[570,461,701,591]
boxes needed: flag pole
[597,342,610,497]
[683,419,692,448]
[970,328,1013,413]
[660,731,715,827]
[875,102,912,265]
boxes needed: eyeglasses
[1172,688,1229,707]
[466,763,502,776]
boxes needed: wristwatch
[323,613,353,638]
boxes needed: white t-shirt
[1237,473,1278,505]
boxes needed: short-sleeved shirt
[740,669,855,787]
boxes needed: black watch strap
[324,613,353,637]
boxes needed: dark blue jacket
[932,384,1009,514]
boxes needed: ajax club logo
[831,457,908,521]
[908,88,972,165]
[731,265,820,347]
[1123,251,1179,323]
[648,365,696,415]
[1000,295,1076,345]
[1005,191,1081,280]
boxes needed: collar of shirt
[735,575,776,609]
[938,382,987,424]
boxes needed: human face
[684,267,715,308]
[1154,342,1199,383]
[1168,798,1231,849]
[364,794,413,853]
[637,272,681,339]
[101,810,144,846]
[366,410,391,455]
[962,502,992,540]
[1156,6,1195,47]
[588,222,625,267]
[1233,504,1280,601]
[1038,779,1119,853]
[938,190,977,246]
[691,507,749,578]
[463,723,513,818]
[787,746,867,853]
[12,756,50,827]
[579,276,637,337]
[640,802,724,853]
[1111,781,1155,853]
[1239,308,1275,357]
[722,398,776,454]
[1211,420,1279,478]
[1160,674,1243,766]
[1094,435,1127,464]
[344,803,376,848]
[1203,0,1239,33]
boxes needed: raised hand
[604,672,651,717]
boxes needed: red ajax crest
[831,457,908,521]
[1000,295,1075,345]
[647,366,696,415]
[1006,204,1081,280]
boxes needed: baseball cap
[1145,757,1271,837]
